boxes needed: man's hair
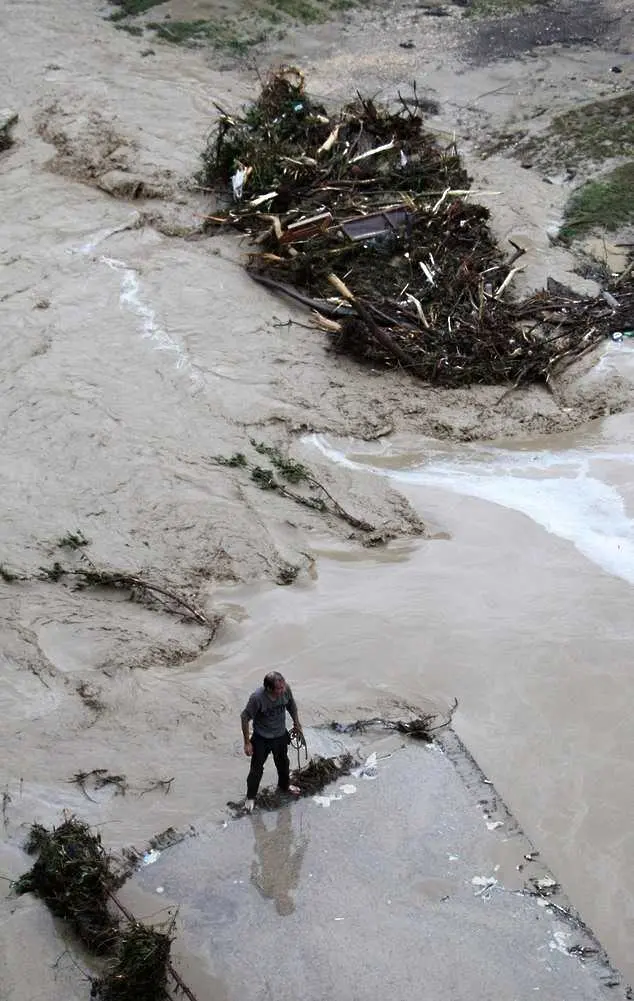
[263,671,285,691]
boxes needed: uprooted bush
[15,816,182,1001]
[201,67,633,388]
[14,817,120,954]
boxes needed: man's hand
[244,740,253,757]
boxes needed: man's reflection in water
[250,807,308,916]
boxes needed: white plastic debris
[535,877,558,891]
[471,875,498,899]
[339,784,357,795]
[156,886,164,894]
[353,752,378,780]
[231,166,249,200]
[313,795,331,807]
[486,820,503,831]
[142,849,160,866]
[313,791,343,808]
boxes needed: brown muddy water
[2,0,634,994]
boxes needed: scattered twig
[71,769,128,801]
[138,778,175,797]
[330,699,458,741]
[215,441,375,533]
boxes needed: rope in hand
[289,727,308,773]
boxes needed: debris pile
[228,751,356,815]
[293,752,355,794]
[15,816,189,1001]
[15,817,120,954]
[201,68,633,387]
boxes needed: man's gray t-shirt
[241,685,297,739]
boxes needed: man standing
[241,671,303,812]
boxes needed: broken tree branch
[328,273,422,374]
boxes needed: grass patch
[267,0,326,22]
[516,92,634,168]
[115,22,144,34]
[94,921,174,1001]
[560,161,634,241]
[107,0,167,20]
[465,0,546,14]
[146,18,267,51]
[258,5,285,22]
[106,0,364,50]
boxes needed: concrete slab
[134,732,627,1001]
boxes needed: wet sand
[2,0,634,995]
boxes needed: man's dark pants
[247,733,290,799]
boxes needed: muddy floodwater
[1,0,634,996]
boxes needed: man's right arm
[241,695,257,756]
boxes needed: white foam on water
[68,215,140,256]
[101,255,191,372]
[309,434,634,586]
[70,224,197,378]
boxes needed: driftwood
[1,545,213,630]
[52,564,210,627]
[328,273,422,374]
[330,700,458,741]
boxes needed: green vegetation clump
[115,22,144,34]
[104,0,364,51]
[560,162,634,241]
[94,922,174,1001]
[465,0,546,14]
[146,18,266,51]
[15,818,120,954]
[107,0,167,21]
[512,92,634,168]
[267,0,326,22]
